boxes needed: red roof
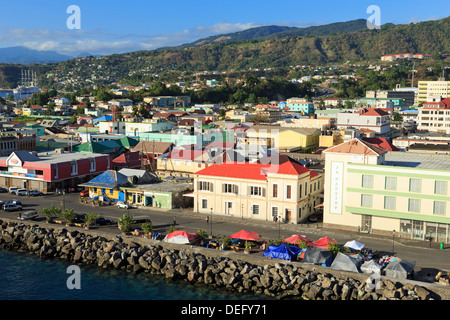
[324,138,388,156]
[195,156,318,180]
[362,137,399,151]
[356,108,389,116]
[423,98,450,109]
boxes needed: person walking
[173,216,176,225]
[206,216,209,224]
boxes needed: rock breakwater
[0,219,444,300]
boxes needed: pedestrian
[173,216,176,225]
[206,216,209,224]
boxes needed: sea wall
[0,219,445,300]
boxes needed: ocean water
[0,249,268,300]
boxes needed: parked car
[9,187,19,194]
[116,201,131,209]
[0,187,7,193]
[80,190,89,197]
[19,210,38,221]
[17,188,28,196]
[4,200,22,206]
[95,217,112,225]
[3,204,22,212]
[27,190,43,196]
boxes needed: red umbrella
[230,230,262,241]
[310,236,337,249]
[283,234,311,244]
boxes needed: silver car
[19,211,38,221]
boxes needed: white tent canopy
[361,260,382,274]
[344,240,365,251]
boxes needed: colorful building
[0,150,111,192]
[322,138,450,243]
[193,155,323,224]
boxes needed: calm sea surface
[0,249,268,300]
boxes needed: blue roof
[94,115,113,122]
[79,170,130,189]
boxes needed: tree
[141,222,153,238]
[40,204,62,223]
[83,213,100,229]
[61,209,77,225]
[118,213,134,233]
[393,113,403,122]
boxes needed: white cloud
[2,20,329,56]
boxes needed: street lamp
[210,208,213,237]
[278,214,282,239]
[392,229,395,255]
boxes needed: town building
[0,149,111,192]
[418,80,450,104]
[192,155,323,224]
[416,98,450,134]
[336,108,391,136]
[322,138,450,243]
[286,97,314,115]
[241,125,321,153]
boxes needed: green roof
[119,136,139,148]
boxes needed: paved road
[2,192,450,283]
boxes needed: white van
[17,188,28,196]
[9,187,19,194]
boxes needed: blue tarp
[263,244,302,261]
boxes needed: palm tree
[118,213,133,233]
[61,209,77,225]
[40,204,62,223]
[83,213,100,229]
[141,222,153,238]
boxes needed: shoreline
[1,217,449,300]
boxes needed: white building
[418,80,450,104]
[336,108,391,136]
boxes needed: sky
[0,0,448,57]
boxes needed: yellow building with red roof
[192,155,323,224]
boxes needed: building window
[89,158,96,172]
[223,183,238,194]
[435,181,447,195]
[408,199,420,212]
[299,184,302,199]
[362,175,373,188]
[384,196,396,210]
[286,185,292,199]
[361,194,372,208]
[272,207,278,218]
[199,181,213,192]
[385,177,397,190]
[400,219,412,234]
[71,161,78,175]
[201,199,208,209]
[433,201,446,215]
[252,204,260,215]
[54,166,58,179]
[273,184,278,198]
[250,186,264,196]
[409,179,421,193]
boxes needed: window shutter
[210,183,213,192]
[262,188,266,197]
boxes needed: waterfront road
[1,192,450,283]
